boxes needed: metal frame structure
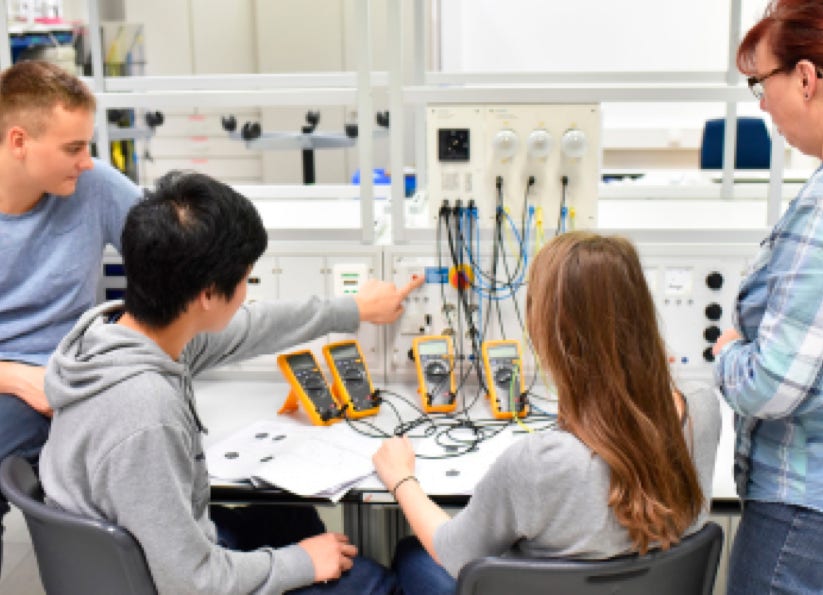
[0,0,787,243]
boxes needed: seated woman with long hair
[373,231,721,594]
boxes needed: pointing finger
[397,274,425,301]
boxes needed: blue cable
[468,208,531,300]
[462,208,521,291]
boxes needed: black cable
[556,175,569,235]
[452,206,485,388]
[437,202,457,332]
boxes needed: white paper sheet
[206,419,381,502]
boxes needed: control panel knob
[704,326,722,343]
[492,129,519,160]
[526,129,553,159]
[703,347,715,362]
[561,128,588,159]
[706,271,724,290]
[705,303,723,321]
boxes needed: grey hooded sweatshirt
[39,297,360,595]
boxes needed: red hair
[738,0,823,75]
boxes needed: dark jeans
[0,393,51,575]
[392,536,455,595]
[212,504,397,594]
[212,503,326,550]
[728,500,823,595]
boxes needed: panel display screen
[331,343,359,360]
[487,344,518,359]
[418,340,449,356]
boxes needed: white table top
[195,379,738,502]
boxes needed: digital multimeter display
[482,340,527,418]
[278,349,349,426]
[330,343,360,359]
[288,352,317,370]
[285,353,337,413]
[487,344,518,359]
[418,341,448,356]
[325,341,374,414]
[415,338,454,409]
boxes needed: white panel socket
[427,103,601,230]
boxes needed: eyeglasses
[747,67,785,100]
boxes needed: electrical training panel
[385,242,754,390]
[637,243,752,382]
[101,240,754,392]
[427,103,601,232]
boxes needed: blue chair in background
[699,117,771,169]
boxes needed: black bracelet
[391,475,418,499]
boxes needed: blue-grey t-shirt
[0,159,141,365]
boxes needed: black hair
[122,171,268,328]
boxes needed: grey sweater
[433,382,722,577]
[39,297,360,595]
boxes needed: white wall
[440,0,769,72]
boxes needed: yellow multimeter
[277,350,345,426]
[322,340,379,419]
[482,339,528,419]
[412,335,457,413]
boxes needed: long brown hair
[526,232,703,554]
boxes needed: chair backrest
[0,455,157,595]
[700,117,771,169]
[456,521,724,595]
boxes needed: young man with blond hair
[0,60,142,570]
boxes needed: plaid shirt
[715,165,823,510]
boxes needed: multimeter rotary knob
[494,368,513,386]
[425,361,448,378]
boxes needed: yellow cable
[111,142,125,172]
[534,206,545,252]
[510,364,532,432]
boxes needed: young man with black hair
[0,60,142,571]
[39,171,421,593]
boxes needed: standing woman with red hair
[374,232,721,595]
[713,1,823,593]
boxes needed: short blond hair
[0,60,95,139]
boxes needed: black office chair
[0,455,157,595]
[456,521,723,595]
[700,117,771,169]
